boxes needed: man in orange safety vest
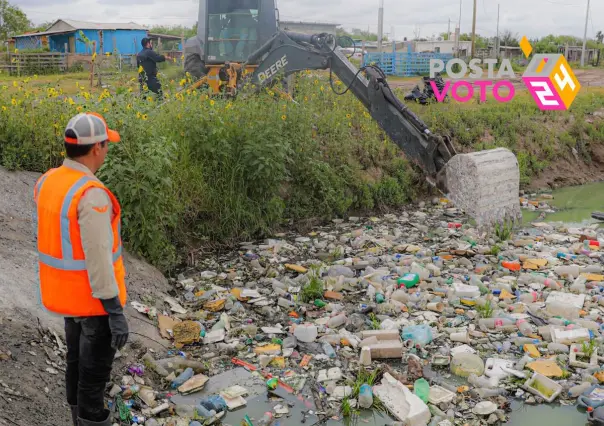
[34,112,128,426]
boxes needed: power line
[541,0,582,6]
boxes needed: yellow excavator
[184,0,279,95]
[184,1,521,226]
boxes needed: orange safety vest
[34,165,127,316]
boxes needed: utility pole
[448,19,451,40]
[581,0,590,67]
[456,0,462,57]
[496,3,500,59]
[471,0,477,57]
[377,0,384,53]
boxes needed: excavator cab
[184,0,278,93]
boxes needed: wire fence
[363,52,454,77]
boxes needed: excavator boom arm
[243,31,521,226]
[245,31,454,190]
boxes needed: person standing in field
[34,112,129,426]
[137,37,166,96]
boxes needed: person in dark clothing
[137,38,166,95]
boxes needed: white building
[414,40,472,55]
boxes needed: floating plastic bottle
[398,273,420,289]
[478,318,514,330]
[414,378,430,403]
[327,313,347,328]
[171,367,194,389]
[359,384,374,408]
[517,319,535,336]
[569,382,593,398]
[322,342,336,358]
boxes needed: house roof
[13,19,146,38]
[279,20,340,27]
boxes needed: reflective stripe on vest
[37,175,123,271]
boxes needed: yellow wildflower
[138,66,144,73]
[320,86,324,92]
[147,96,154,102]
[346,114,352,119]
[179,79,187,87]
[281,114,287,121]
[12,81,17,87]
[67,97,75,105]
[1,106,6,111]
[60,151,66,157]
[11,98,16,105]
[141,114,148,121]
[103,108,109,113]
[128,88,133,93]
[76,106,83,112]
[210,100,215,106]
[314,79,319,85]
[304,96,308,102]
[136,112,141,118]
[126,104,132,110]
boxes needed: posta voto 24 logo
[428,36,581,110]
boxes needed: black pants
[65,317,116,422]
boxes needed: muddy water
[506,400,587,426]
[522,181,604,226]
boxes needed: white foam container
[428,385,455,404]
[373,373,431,426]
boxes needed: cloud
[19,0,603,40]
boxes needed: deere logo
[520,36,581,110]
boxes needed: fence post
[90,41,96,88]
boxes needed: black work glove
[101,297,129,350]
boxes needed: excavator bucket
[445,148,521,227]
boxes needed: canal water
[506,182,603,426]
[522,181,604,226]
[223,183,604,426]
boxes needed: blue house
[13,19,148,55]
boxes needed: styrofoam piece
[523,373,563,403]
[373,373,431,426]
[484,358,516,380]
[428,385,455,405]
[317,367,343,383]
[453,282,481,298]
[569,344,598,368]
[546,291,585,309]
[450,344,477,356]
[552,328,590,345]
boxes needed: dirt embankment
[0,167,172,426]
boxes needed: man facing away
[34,112,129,426]
[137,37,166,95]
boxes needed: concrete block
[361,330,401,341]
[446,148,521,227]
[368,340,404,359]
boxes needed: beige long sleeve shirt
[63,159,119,300]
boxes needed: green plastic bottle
[375,293,385,304]
[314,299,327,308]
[397,273,420,289]
[414,378,430,403]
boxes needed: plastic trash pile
[115,196,604,426]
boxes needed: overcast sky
[18,0,603,40]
